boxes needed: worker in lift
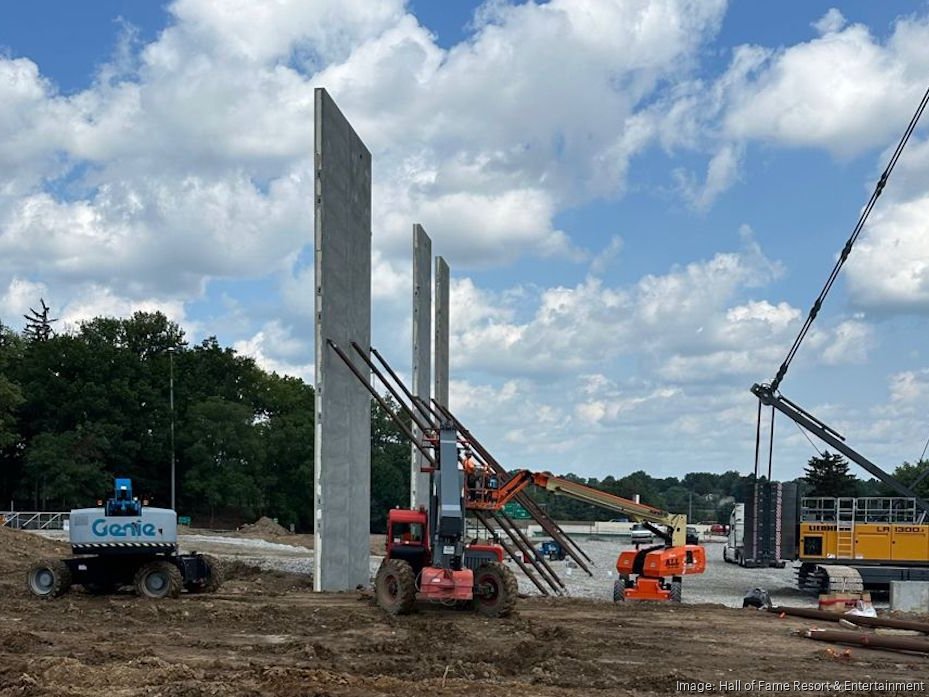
[462,448,479,501]
[462,448,498,503]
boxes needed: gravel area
[173,533,818,608]
[524,537,817,607]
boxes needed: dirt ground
[1,528,927,696]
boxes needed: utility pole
[168,347,176,511]
[688,490,693,522]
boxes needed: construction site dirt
[2,529,927,697]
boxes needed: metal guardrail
[0,511,70,530]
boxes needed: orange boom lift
[467,469,706,602]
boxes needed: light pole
[168,347,176,511]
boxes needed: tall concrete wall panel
[434,256,449,410]
[314,88,372,592]
[411,225,432,509]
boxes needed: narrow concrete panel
[411,225,432,509]
[434,256,449,409]
[890,581,929,612]
[314,88,371,592]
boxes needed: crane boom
[751,383,929,518]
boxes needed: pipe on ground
[769,606,929,634]
[804,628,929,654]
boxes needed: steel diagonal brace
[326,339,436,469]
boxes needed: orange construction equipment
[463,467,707,602]
[615,545,706,601]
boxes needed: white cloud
[813,9,847,36]
[889,369,929,403]
[233,320,313,380]
[658,12,929,209]
[845,193,929,312]
[450,234,787,379]
[0,0,733,351]
[0,278,49,323]
[821,319,874,365]
[590,236,623,276]
[57,286,189,331]
[721,22,920,156]
[675,143,743,211]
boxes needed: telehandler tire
[134,560,182,599]
[375,559,416,615]
[473,561,517,618]
[26,559,72,599]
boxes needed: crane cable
[769,83,929,395]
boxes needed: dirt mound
[0,527,69,580]
[222,560,314,594]
[237,516,291,538]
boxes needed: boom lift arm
[469,470,688,547]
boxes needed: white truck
[723,503,745,565]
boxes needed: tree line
[1,310,926,530]
[527,452,929,525]
[0,311,410,531]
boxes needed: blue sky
[2,0,929,482]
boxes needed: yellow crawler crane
[796,496,929,593]
[748,85,929,594]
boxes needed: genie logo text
[91,519,157,538]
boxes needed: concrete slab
[313,88,372,592]
[410,224,432,509]
[434,256,449,409]
[890,580,929,613]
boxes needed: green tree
[662,485,691,513]
[803,451,858,497]
[22,428,110,509]
[182,396,264,525]
[885,460,929,499]
[370,397,410,532]
[0,323,25,503]
[255,373,314,530]
[613,470,666,510]
[0,328,23,449]
[717,470,745,498]
[682,472,720,496]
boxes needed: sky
[2,0,929,483]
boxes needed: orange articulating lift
[466,467,706,602]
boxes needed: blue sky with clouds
[2,1,929,482]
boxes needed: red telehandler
[374,424,518,616]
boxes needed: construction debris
[769,605,929,634]
[818,590,870,613]
[804,628,929,655]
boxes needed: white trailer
[723,503,744,565]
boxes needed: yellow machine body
[799,497,929,565]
